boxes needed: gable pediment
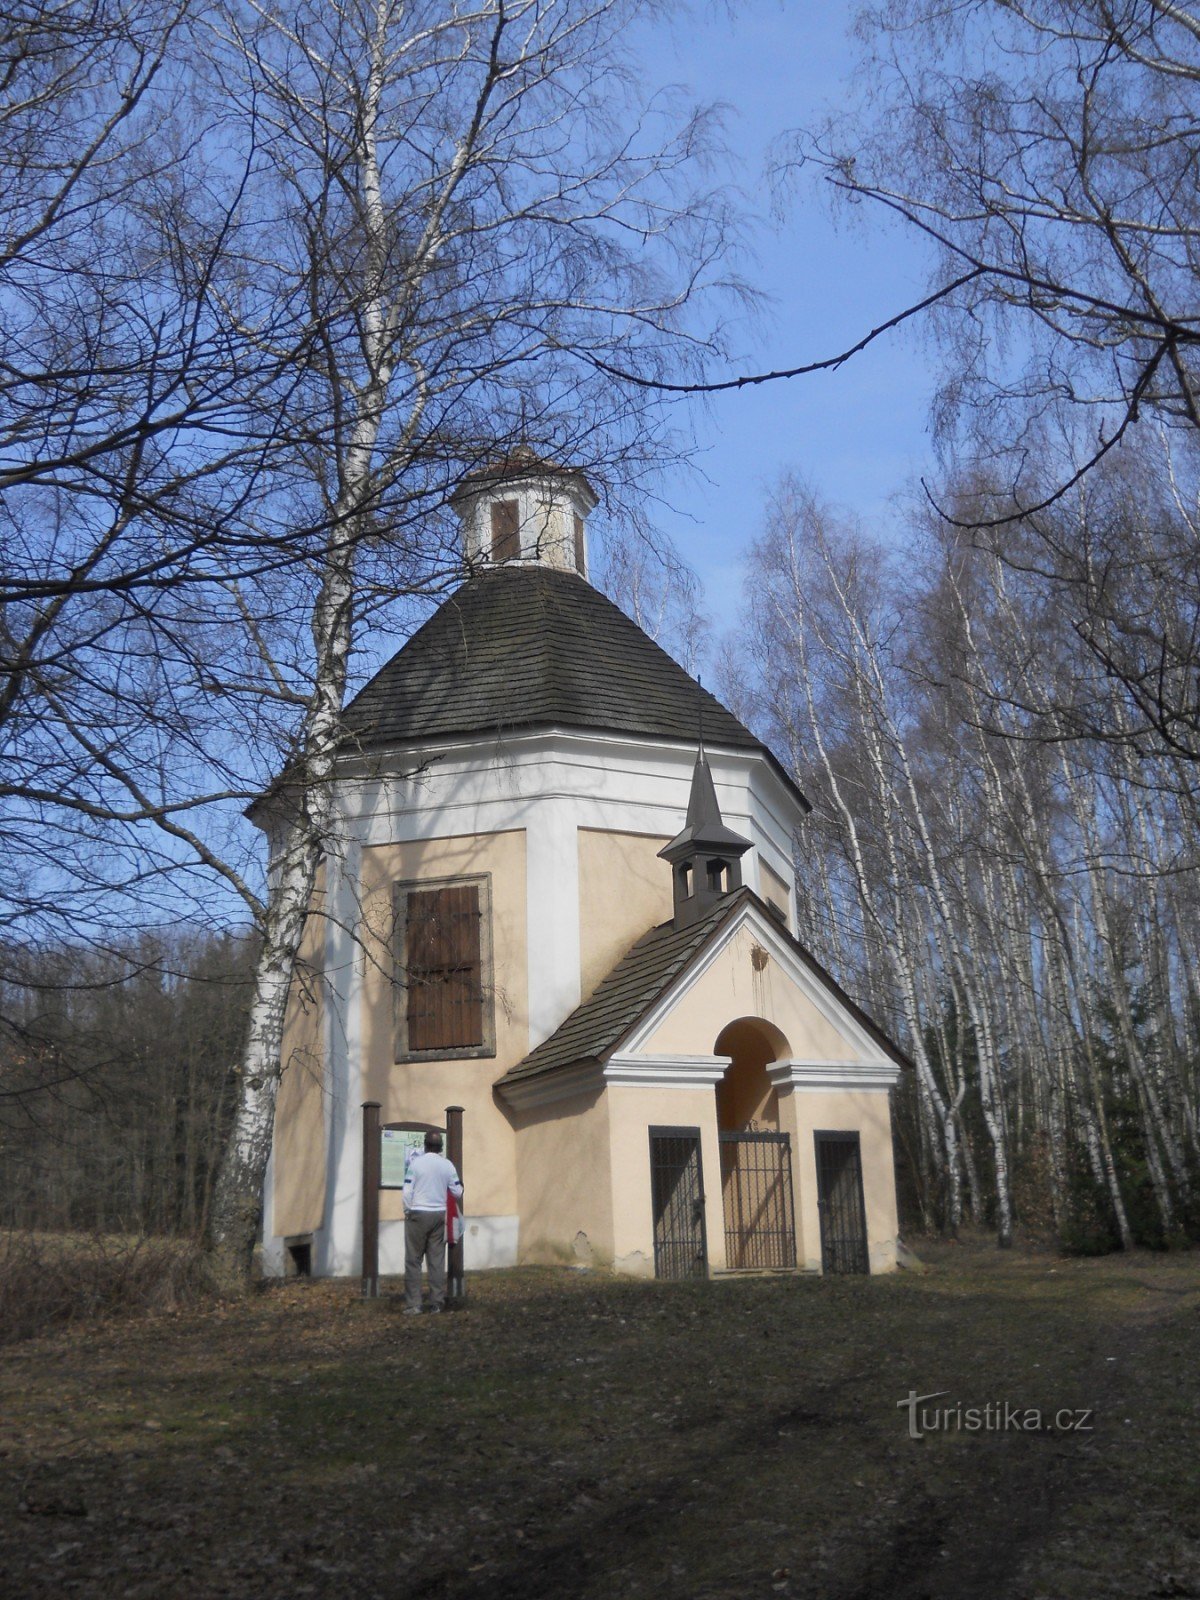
[496,889,908,1107]
[620,901,901,1070]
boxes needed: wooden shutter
[491,499,520,562]
[405,885,483,1052]
[573,513,585,574]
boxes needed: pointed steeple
[659,743,751,927]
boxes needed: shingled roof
[496,892,740,1089]
[497,885,914,1093]
[341,564,766,754]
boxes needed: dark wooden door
[649,1127,708,1280]
[814,1131,869,1275]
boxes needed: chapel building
[262,452,906,1281]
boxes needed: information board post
[445,1104,465,1307]
[361,1110,463,1302]
[361,1101,381,1298]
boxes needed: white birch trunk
[209,8,401,1281]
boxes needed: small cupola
[659,743,752,928]
[450,447,598,577]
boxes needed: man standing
[402,1131,463,1314]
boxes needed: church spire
[659,745,751,927]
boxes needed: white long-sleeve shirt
[402,1151,463,1213]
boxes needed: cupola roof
[448,445,597,509]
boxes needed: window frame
[392,873,496,1062]
[490,498,521,562]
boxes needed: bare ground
[1,1239,1198,1599]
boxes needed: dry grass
[1,1242,1198,1598]
[0,1230,215,1346]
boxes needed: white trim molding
[332,727,805,875]
[767,1057,901,1093]
[498,1061,602,1110]
[604,1052,731,1089]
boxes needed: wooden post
[445,1104,464,1306]
[361,1101,381,1298]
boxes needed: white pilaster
[526,796,581,1048]
[314,834,365,1277]
[767,1058,901,1093]
[260,1142,285,1276]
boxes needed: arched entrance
[714,1017,789,1132]
[713,1018,797,1270]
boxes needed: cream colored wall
[715,1019,780,1131]
[357,831,527,1221]
[514,1089,613,1265]
[601,1079,896,1279]
[777,1087,899,1272]
[273,876,328,1238]
[607,1086,726,1276]
[641,925,858,1062]
[760,860,793,928]
[625,920,900,1275]
[577,828,673,999]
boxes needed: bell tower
[449,447,599,577]
[659,743,752,927]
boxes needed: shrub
[0,1231,216,1345]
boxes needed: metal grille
[718,1131,797,1269]
[649,1128,708,1280]
[815,1132,869,1275]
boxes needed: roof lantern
[659,741,752,928]
[450,447,598,578]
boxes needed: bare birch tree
[1,1,740,1281]
[780,0,1200,756]
[191,0,740,1282]
[733,472,1199,1249]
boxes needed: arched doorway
[713,1018,797,1269]
[714,1016,789,1132]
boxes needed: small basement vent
[285,1236,312,1277]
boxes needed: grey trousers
[404,1210,446,1309]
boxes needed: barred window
[394,876,494,1060]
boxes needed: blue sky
[633,2,942,632]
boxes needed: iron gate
[814,1131,869,1274]
[649,1127,708,1279]
[718,1130,797,1269]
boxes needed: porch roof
[496,895,739,1088]
[496,887,913,1091]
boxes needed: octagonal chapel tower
[262,453,905,1283]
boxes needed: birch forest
[732,460,1200,1251]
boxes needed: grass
[0,1239,1198,1597]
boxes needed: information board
[380,1125,444,1189]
